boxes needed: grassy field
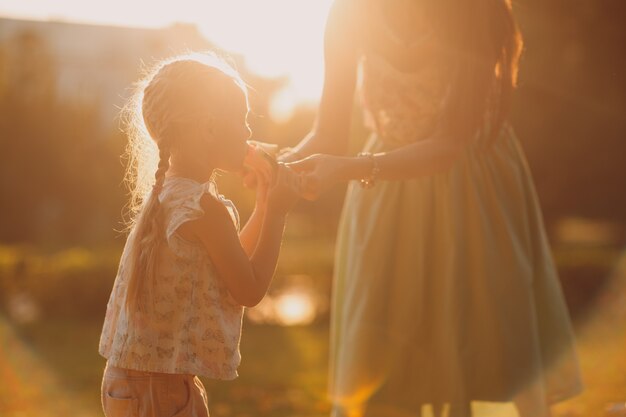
[0,244,625,417]
[1,302,625,417]
[0,318,332,417]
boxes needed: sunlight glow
[0,316,99,416]
[274,292,317,326]
[246,289,318,326]
[0,0,334,112]
[269,86,300,122]
[246,275,323,326]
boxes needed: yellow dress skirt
[328,126,583,416]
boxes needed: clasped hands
[242,141,345,205]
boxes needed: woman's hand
[266,165,301,215]
[276,147,304,164]
[287,154,347,201]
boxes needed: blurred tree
[0,24,294,247]
[0,30,126,245]
[1,3,625,248]
[512,0,626,231]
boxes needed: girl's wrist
[264,207,288,223]
[253,201,267,216]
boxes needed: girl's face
[202,84,251,173]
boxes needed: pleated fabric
[329,128,583,416]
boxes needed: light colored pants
[101,363,210,417]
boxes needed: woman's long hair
[434,0,523,143]
[120,52,246,315]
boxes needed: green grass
[2,306,626,417]
[0,318,332,417]
[552,254,626,417]
[0,317,105,417]
[0,243,625,416]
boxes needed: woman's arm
[342,134,465,181]
[288,135,465,199]
[284,0,360,160]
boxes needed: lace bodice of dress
[358,44,454,148]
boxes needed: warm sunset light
[246,286,319,326]
[0,0,333,118]
[273,291,317,326]
[2,1,625,416]
[244,275,324,326]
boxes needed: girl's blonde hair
[120,52,247,314]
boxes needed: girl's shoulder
[159,176,240,243]
[160,175,236,213]
[160,175,217,201]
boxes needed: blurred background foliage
[0,1,625,416]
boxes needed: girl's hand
[239,163,272,210]
[287,154,345,201]
[242,141,279,190]
[266,165,301,215]
[253,167,270,210]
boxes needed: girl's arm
[238,205,266,258]
[238,180,269,257]
[182,168,296,307]
[284,0,360,160]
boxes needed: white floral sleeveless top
[99,176,244,380]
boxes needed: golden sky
[0,0,334,119]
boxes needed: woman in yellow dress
[286,0,583,416]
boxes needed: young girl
[98,53,297,417]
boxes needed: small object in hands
[244,140,279,185]
[357,152,380,189]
